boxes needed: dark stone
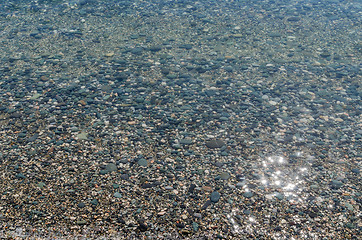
[201,200,212,210]
[243,192,254,198]
[176,222,185,228]
[121,174,129,180]
[78,202,85,208]
[179,44,192,50]
[220,172,230,180]
[188,184,196,193]
[330,180,343,189]
[205,140,225,149]
[210,191,220,203]
[351,168,360,174]
[320,51,331,58]
[27,133,39,142]
[138,220,148,232]
[287,16,301,22]
[90,199,98,206]
[10,112,22,118]
[141,183,154,189]
[149,45,162,52]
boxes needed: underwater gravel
[0,0,360,239]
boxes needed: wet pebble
[105,163,117,172]
[210,191,220,203]
[205,140,225,149]
[137,158,148,167]
[219,172,230,180]
[330,180,344,189]
[243,192,254,198]
[114,192,122,198]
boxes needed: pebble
[137,158,148,167]
[201,200,212,210]
[275,193,284,200]
[76,131,88,140]
[114,192,122,198]
[10,112,22,118]
[219,172,230,180]
[210,191,221,203]
[76,220,87,225]
[243,192,254,198]
[179,138,193,145]
[330,180,344,189]
[77,202,85,208]
[205,140,225,149]
[192,222,199,231]
[105,163,117,172]
[90,199,98,206]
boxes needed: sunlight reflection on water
[228,151,315,237]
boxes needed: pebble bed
[0,0,360,239]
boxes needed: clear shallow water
[0,0,360,239]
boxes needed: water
[0,0,360,239]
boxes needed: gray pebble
[114,192,122,198]
[138,158,148,167]
[105,163,117,172]
[210,191,220,203]
[205,139,225,149]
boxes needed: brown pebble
[40,76,48,81]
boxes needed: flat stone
[287,16,301,22]
[351,168,360,174]
[192,222,199,231]
[114,192,122,198]
[330,180,343,189]
[205,140,225,149]
[10,112,22,118]
[105,163,117,172]
[104,52,115,57]
[77,220,87,225]
[76,131,88,140]
[275,193,284,200]
[121,174,129,180]
[220,172,230,180]
[232,34,243,38]
[201,200,212,210]
[243,192,254,198]
[30,93,42,100]
[179,138,193,145]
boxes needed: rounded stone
[105,163,117,172]
[78,202,85,208]
[210,191,220,203]
[137,158,148,167]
